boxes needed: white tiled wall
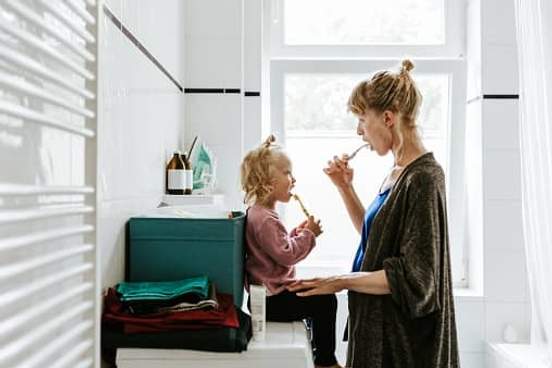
[483,150,521,200]
[185,94,242,146]
[464,1,530,367]
[484,199,523,252]
[183,91,244,209]
[485,301,530,342]
[105,0,185,83]
[184,0,242,39]
[482,100,520,150]
[183,0,264,210]
[184,38,243,88]
[183,0,242,89]
[243,0,262,88]
[480,0,519,95]
[243,0,263,153]
[98,0,185,289]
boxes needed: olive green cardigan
[347,153,460,368]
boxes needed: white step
[116,322,314,368]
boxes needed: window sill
[334,288,484,301]
[453,287,484,302]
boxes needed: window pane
[282,73,453,278]
[284,74,358,131]
[284,73,449,162]
[284,136,394,274]
[284,0,445,45]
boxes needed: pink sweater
[245,204,316,296]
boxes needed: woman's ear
[383,110,395,128]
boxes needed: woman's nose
[356,123,363,136]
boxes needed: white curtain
[514,0,552,364]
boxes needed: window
[269,0,464,58]
[284,0,445,45]
[265,1,467,286]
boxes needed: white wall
[98,0,185,290]
[461,0,530,367]
[183,0,263,211]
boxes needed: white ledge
[161,194,224,207]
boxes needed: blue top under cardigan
[352,187,391,272]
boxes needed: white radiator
[0,0,99,367]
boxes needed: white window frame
[270,59,467,287]
[263,0,469,288]
[268,0,465,59]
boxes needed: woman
[288,59,460,368]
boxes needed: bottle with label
[166,151,185,195]
[180,153,193,195]
[249,284,266,341]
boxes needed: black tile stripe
[103,5,183,93]
[483,94,519,99]
[184,89,261,96]
[184,88,241,94]
[467,94,519,104]
[184,88,224,94]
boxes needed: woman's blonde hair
[240,134,288,206]
[348,59,423,159]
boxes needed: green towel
[116,276,210,302]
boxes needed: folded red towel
[102,288,239,334]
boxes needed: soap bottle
[249,284,266,341]
[181,152,193,195]
[166,151,185,195]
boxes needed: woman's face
[356,109,394,156]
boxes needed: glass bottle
[180,153,193,195]
[166,151,185,195]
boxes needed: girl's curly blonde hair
[240,134,288,206]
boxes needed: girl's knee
[328,293,337,310]
[316,293,337,311]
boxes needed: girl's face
[356,109,395,156]
[269,155,296,204]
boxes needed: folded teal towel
[116,276,210,302]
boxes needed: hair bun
[263,134,276,148]
[401,59,415,73]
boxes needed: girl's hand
[296,219,308,229]
[287,276,345,296]
[323,155,354,190]
[305,215,322,237]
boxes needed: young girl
[240,135,341,368]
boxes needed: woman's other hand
[305,215,323,237]
[287,276,345,296]
[323,155,354,190]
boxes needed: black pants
[250,291,338,366]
